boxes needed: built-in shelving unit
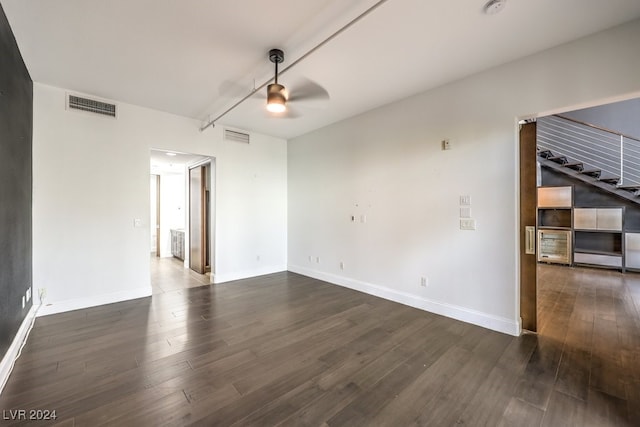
[537,185,627,271]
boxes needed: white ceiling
[3,0,640,139]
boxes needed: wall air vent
[224,129,250,144]
[67,94,117,118]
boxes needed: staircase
[537,115,640,203]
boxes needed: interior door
[189,165,206,274]
[520,121,537,332]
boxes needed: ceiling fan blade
[287,78,330,103]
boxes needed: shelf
[538,208,572,228]
[574,229,623,233]
[574,252,622,268]
[538,226,571,231]
[574,248,622,256]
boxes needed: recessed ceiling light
[484,0,506,15]
[166,152,177,156]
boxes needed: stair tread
[600,177,620,184]
[549,156,569,165]
[538,149,554,159]
[618,185,640,191]
[580,169,602,178]
[564,162,584,172]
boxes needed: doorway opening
[150,149,215,294]
[520,96,640,332]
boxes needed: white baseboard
[288,264,520,336]
[0,305,38,395]
[213,265,287,284]
[36,286,152,317]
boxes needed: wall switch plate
[460,219,476,230]
[360,215,367,223]
[460,207,472,218]
[316,256,320,263]
[134,218,142,228]
[460,195,471,206]
[441,139,451,150]
[340,261,344,270]
[420,277,428,287]
[22,296,25,309]
[26,288,31,302]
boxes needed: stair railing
[537,115,640,186]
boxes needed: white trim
[288,264,520,336]
[36,286,152,317]
[213,265,287,284]
[0,305,37,395]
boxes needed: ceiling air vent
[224,129,250,144]
[67,94,117,118]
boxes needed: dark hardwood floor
[1,263,639,426]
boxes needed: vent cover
[67,94,117,117]
[224,129,250,144]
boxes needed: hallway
[150,255,210,294]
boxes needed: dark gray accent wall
[0,4,33,360]
[563,98,640,140]
[541,167,640,231]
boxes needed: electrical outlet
[420,277,428,287]
[39,288,47,302]
[340,261,345,270]
[308,255,313,262]
[256,255,260,262]
[316,256,320,264]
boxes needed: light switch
[460,207,472,218]
[134,218,142,228]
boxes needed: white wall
[33,84,287,315]
[288,19,640,335]
[158,172,185,258]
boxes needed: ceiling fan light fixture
[266,83,287,113]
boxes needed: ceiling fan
[263,48,329,117]
[200,0,386,132]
